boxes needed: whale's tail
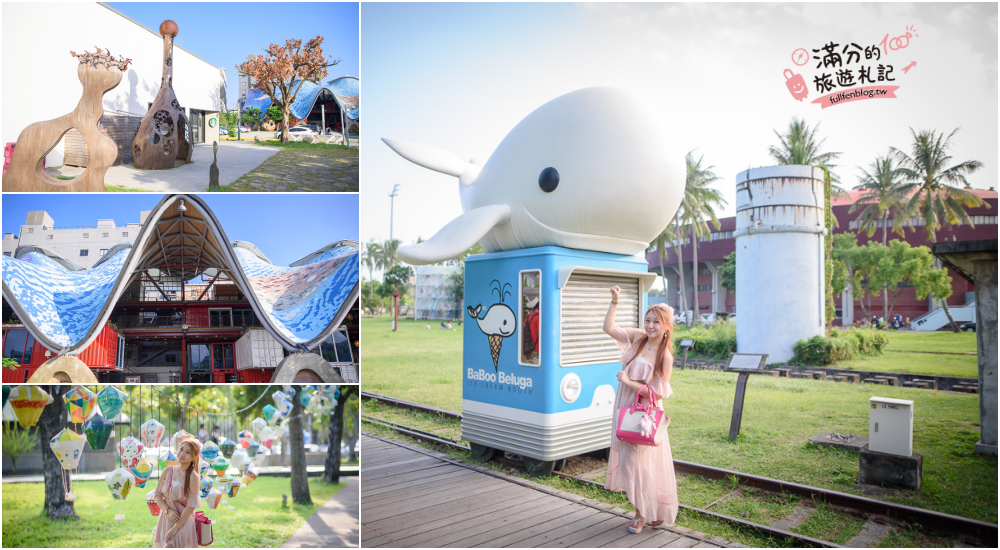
[467,304,482,319]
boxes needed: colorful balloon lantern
[9,385,53,428]
[216,474,232,495]
[170,429,196,451]
[106,467,136,500]
[146,490,161,516]
[247,441,260,458]
[250,417,268,440]
[238,430,254,449]
[299,392,311,408]
[272,391,292,416]
[96,385,127,420]
[158,449,178,470]
[262,404,281,426]
[219,438,237,459]
[3,384,11,409]
[272,419,288,440]
[228,482,241,499]
[244,466,258,486]
[211,456,230,477]
[130,457,155,488]
[259,426,274,450]
[49,428,87,470]
[83,414,114,450]
[201,440,220,461]
[252,451,266,467]
[118,435,144,468]
[205,488,222,509]
[231,448,249,469]
[284,386,296,397]
[63,386,97,424]
[239,460,251,476]
[140,419,165,449]
[199,459,211,476]
[199,474,214,498]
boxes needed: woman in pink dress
[603,285,679,533]
[151,438,202,548]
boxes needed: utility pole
[389,183,400,242]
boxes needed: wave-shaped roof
[1,195,359,356]
[243,76,359,122]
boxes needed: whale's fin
[382,138,466,177]
[398,204,511,265]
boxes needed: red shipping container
[239,369,273,383]
[2,368,28,383]
[186,308,209,328]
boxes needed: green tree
[877,240,953,322]
[243,106,265,130]
[380,265,413,298]
[891,127,985,331]
[447,262,465,317]
[362,239,382,303]
[651,217,684,316]
[718,251,736,296]
[768,117,841,168]
[361,280,387,315]
[681,151,726,322]
[378,238,401,275]
[2,424,36,474]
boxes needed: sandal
[628,516,644,534]
[651,520,665,528]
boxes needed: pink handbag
[616,384,669,446]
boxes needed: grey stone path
[844,522,892,547]
[45,141,280,191]
[226,146,359,192]
[281,476,359,548]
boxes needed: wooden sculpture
[132,20,193,169]
[209,141,220,186]
[1,48,131,192]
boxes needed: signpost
[724,353,768,440]
[392,289,400,332]
[678,339,695,370]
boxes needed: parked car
[218,126,229,136]
[273,126,317,138]
[240,125,252,133]
[961,322,976,332]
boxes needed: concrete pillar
[735,166,825,363]
[841,287,854,326]
[974,260,997,456]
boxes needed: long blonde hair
[622,303,674,381]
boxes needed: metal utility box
[869,397,914,456]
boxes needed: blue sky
[106,2,359,111]
[3,194,359,266]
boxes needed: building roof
[243,75,359,121]
[2,195,359,356]
[832,186,997,207]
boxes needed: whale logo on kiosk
[382,87,685,265]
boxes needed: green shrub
[674,322,736,360]
[791,328,888,365]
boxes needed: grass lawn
[2,477,344,548]
[252,139,355,151]
[361,315,996,525]
[816,330,978,378]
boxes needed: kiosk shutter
[560,272,641,366]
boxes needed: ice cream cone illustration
[488,334,503,368]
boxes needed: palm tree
[362,239,382,302]
[769,118,841,167]
[891,127,985,331]
[681,151,726,323]
[651,221,682,312]
[379,238,401,275]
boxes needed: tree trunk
[691,225,700,324]
[674,219,688,322]
[940,299,961,332]
[346,399,359,464]
[289,385,312,505]
[39,385,78,520]
[280,108,291,144]
[324,386,355,483]
[882,212,889,322]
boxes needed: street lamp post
[389,183,400,242]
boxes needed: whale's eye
[538,167,559,193]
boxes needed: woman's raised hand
[610,285,621,302]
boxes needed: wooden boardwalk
[361,434,741,548]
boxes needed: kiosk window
[520,270,540,366]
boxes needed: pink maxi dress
[604,326,679,524]
[152,465,201,548]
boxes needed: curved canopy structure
[243,75,359,122]
[2,194,359,356]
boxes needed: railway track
[362,390,997,546]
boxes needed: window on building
[318,328,354,363]
[100,249,109,256]
[26,228,33,234]
[2,252,10,257]
[47,235,53,240]
[102,232,109,238]
[209,308,232,327]
[188,343,211,371]
[698,268,711,275]
[520,270,541,366]
[122,232,128,237]
[2,329,34,364]
[698,284,712,291]
[80,250,89,256]
[83,233,89,238]
[233,308,256,327]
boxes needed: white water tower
[735,165,826,363]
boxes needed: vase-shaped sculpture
[132,20,193,169]
[2,48,130,191]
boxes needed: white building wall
[1,2,225,167]
[8,210,146,269]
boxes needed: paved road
[281,476,360,548]
[44,141,280,192]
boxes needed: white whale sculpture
[383,87,685,265]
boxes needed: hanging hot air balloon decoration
[247,441,261,459]
[199,459,211,476]
[262,404,281,426]
[250,417,268,440]
[106,467,136,520]
[272,391,292,416]
[63,386,97,424]
[299,391,311,408]
[231,448,248,470]
[50,428,87,470]
[141,418,165,449]
[238,429,254,449]
[96,385,127,420]
[83,414,114,450]
[9,385,53,427]
[118,435,144,468]
[243,465,258,486]
[130,457,155,488]
[200,474,214,498]
[170,429,195,451]
[219,438,237,459]
[211,456,230,477]
[201,440,220,461]
[205,487,222,509]
[258,426,275,450]
[158,449,178,470]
